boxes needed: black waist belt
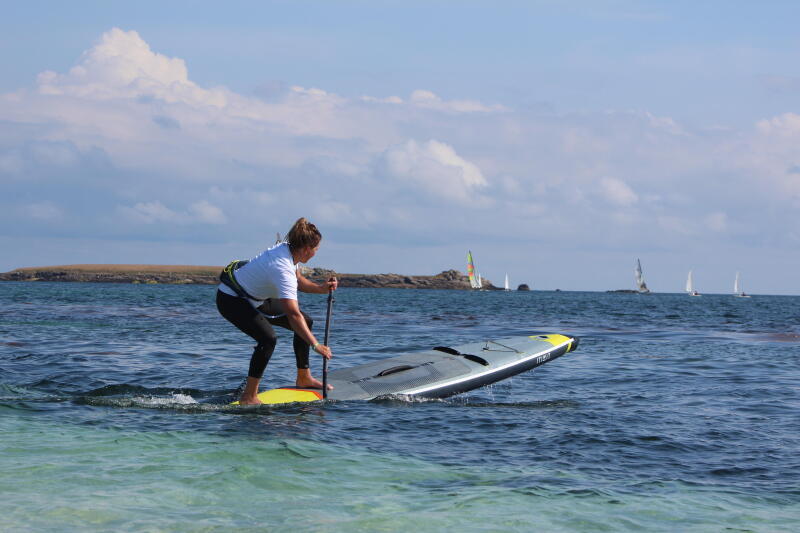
[219,260,258,300]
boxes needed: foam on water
[81,392,201,409]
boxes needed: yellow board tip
[529,334,573,351]
[230,388,323,406]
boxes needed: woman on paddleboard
[216,217,337,405]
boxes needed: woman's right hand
[314,344,332,359]
[327,276,338,292]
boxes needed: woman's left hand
[327,276,338,292]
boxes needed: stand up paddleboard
[231,333,579,405]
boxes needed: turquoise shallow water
[1,282,799,531]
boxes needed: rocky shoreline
[0,265,499,290]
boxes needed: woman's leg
[216,291,278,403]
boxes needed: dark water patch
[458,399,580,409]
[756,332,800,342]
[0,383,69,402]
[11,352,41,361]
[80,383,211,399]
[709,466,771,477]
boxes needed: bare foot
[295,377,333,390]
[239,377,263,405]
[238,395,263,405]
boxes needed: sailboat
[634,258,651,294]
[734,272,751,298]
[466,251,482,290]
[504,273,510,291]
[686,270,701,296]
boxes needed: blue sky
[1,1,799,294]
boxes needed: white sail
[504,273,510,291]
[477,273,483,289]
[734,272,750,297]
[686,270,700,296]
[634,258,650,293]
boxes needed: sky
[1,1,799,294]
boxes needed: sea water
[1,282,798,532]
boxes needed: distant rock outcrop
[517,284,530,291]
[0,265,221,285]
[0,265,496,290]
[304,267,495,290]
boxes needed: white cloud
[120,201,181,224]
[382,139,488,204]
[361,95,403,104]
[311,201,375,229]
[409,89,506,113]
[359,90,504,112]
[189,200,227,224]
[119,200,226,225]
[756,112,800,136]
[37,28,228,108]
[599,177,638,206]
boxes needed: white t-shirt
[218,242,298,305]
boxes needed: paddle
[322,286,334,399]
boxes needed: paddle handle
[322,289,334,399]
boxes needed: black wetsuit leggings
[216,290,313,378]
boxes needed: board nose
[567,336,580,352]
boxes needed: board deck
[231,333,579,406]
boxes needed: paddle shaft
[322,289,334,399]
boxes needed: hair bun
[285,217,322,251]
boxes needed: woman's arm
[297,271,338,294]
[280,298,332,359]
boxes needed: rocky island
[0,264,500,290]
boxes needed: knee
[256,335,277,353]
